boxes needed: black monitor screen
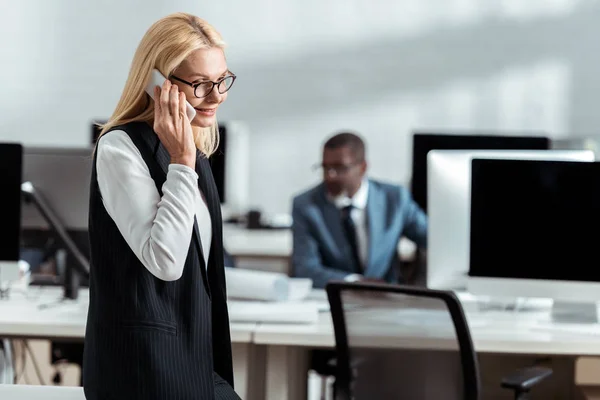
[411,133,550,212]
[0,143,23,262]
[470,158,600,283]
[210,125,226,203]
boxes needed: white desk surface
[0,384,84,400]
[6,285,600,356]
[0,286,255,342]
[253,296,600,357]
[222,223,417,260]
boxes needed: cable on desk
[38,296,78,310]
[0,283,48,303]
[0,282,12,299]
[23,285,47,302]
[11,285,47,303]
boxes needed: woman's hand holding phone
[153,80,196,169]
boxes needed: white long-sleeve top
[96,130,212,281]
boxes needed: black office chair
[326,282,552,400]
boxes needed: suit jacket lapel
[366,182,385,275]
[316,185,350,265]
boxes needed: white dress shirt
[96,130,212,281]
[330,179,369,281]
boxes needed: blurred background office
[3,0,598,217]
[3,1,600,399]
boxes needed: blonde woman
[83,13,240,400]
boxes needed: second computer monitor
[468,158,600,303]
[427,149,594,290]
[0,143,23,263]
[411,133,550,212]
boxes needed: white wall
[1,0,598,214]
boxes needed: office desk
[254,298,600,400]
[0,288,88,340]
[0,287,255,342]
[0,286,261,400]
[0,384,84,400]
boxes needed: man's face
[321,146,366,197]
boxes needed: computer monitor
[0,143,23,285]
[212,121,250,219]
[411,132,550,212]
[21,146,92,298]
[468,159,600,323]
[22,147,92,230]
[427,150,594,291]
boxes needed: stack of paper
[228,300,319,324]
[224,267,312,301]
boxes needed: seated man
[292,132,427,288]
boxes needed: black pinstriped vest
[83,122,233,400]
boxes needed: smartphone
[145,69,197,121]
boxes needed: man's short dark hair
[323,132,365,161]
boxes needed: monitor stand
[551,300,598,324]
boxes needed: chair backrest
[326,282,480,400]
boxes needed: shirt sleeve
[96,130,199,281]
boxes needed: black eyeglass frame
[169,73,237,98]
[312,162,362,176]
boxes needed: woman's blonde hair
[97,13,226,156]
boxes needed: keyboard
[530,322,600,336]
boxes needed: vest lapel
[195,152,220,259]
[196,152,224,296]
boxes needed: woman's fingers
[160,80,171,114]
[169,83,180,118]
[179,91,187,119]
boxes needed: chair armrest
[501,367,553,392]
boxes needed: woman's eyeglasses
[169,74,236,98]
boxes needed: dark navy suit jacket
[291,179,427,288]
